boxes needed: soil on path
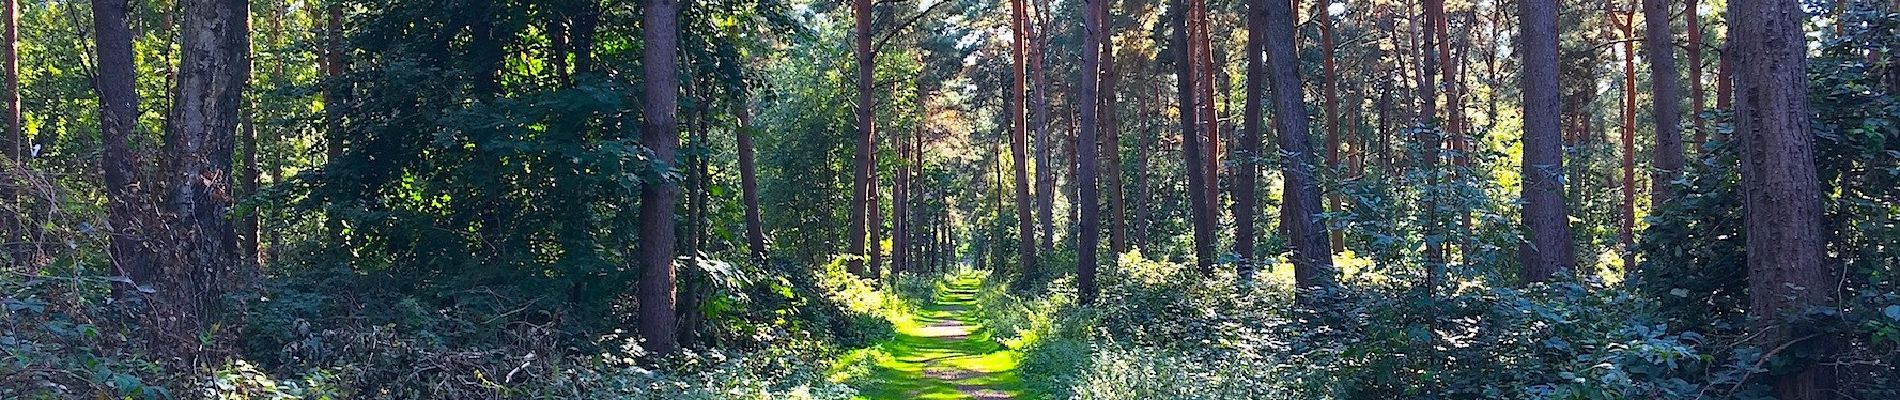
[851,276,1022,400]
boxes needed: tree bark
[1076,0,1104,304]
[737,103,768,262]
[91,0,161,294]
[1101,10,1125,256]
[1687,3,1707,148]
[1238,0,1265,279]
[1,0,20,269]
[1263,0,1336,291]
[1731,0,1838,396]
[1617,9,1638,269]
[1517,0,1577,282]
[1421,0,1446,286]
[1170,0,1214,274]
[156,0,250,352]
[848,0,874,276]
[1031,3,1055,255]
[1644,0,1684,210]
[1321,7,1344,252]
[1010,0,1038,281]
[638,0,682,355]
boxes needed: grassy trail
[852,275,1022,399]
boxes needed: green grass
[842,275,1024,399]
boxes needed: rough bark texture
[1237,0,1265,278]
[1171,0,1214,274]
[639,0,681,355]
[1687,3,1707,148]
[736,104,768,262]
[1,0,20,268]
[163,0,250,341]
[1321,8,1344,252]
[1010,0,1038,281]
[1421,0,1446,285]
[1644,0,1684,209]
[1101,13,1125,255]
[1731,0,1839,396]
[847,0,873,276]
[1076,0,1103,305]
[91,0,160,294]
[1517,0,1577,282]
[1618,10,1638,269]
[1263,0,1335,290]
[1031,4,1055,255]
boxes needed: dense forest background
[1,0,1897,398]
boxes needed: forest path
[852,275,1022,399]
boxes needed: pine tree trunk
[1076,0,1104,304]
[1010,0,1038,281]
[1421,0,1446,287]
[1644,0,1684,209]
[848,0,874,276]
[737,104,768,262]
[638,0,682,355]
[1101,14,1126,256]
[1032,4,1055,255]
[1321,8,1344,252]
[1170,0,1214,274]
[1731,0,1838,396]
[1,0,21,269]
[1687,3,1707,148]
[1264,0,1335,291]
[1517,0,1577,282]
[1238,0,1266,278]
[1617,10,1638,269]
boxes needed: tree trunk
[91,0,161,294]
[1421,0,1446,286]
[1132,87,1153,250]
[848,0,874,276]
[1644,0,1684,211]
[1263,0,1336,291]
[1076,0,1104,304]
[161,0,250,352]
[1517,0,1577,282]
[1731,0,1839,396]
[1617,10,1638,269]
[1192,0,1219,225]
[1101,12,1125,256]
[1171,0,1214,274]
[1010,0,1038,281]
[1032,3,1055,255]
[1687,3,1706,148]
[737,103,768,262]
[638,0,682,355]
[893,108,912,275]
[1238,0,1266,279]
[1321,7,1344,252]
[1,0,20,269]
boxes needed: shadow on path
[852,276,1021,400]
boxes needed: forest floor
[851,275,1023,399]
